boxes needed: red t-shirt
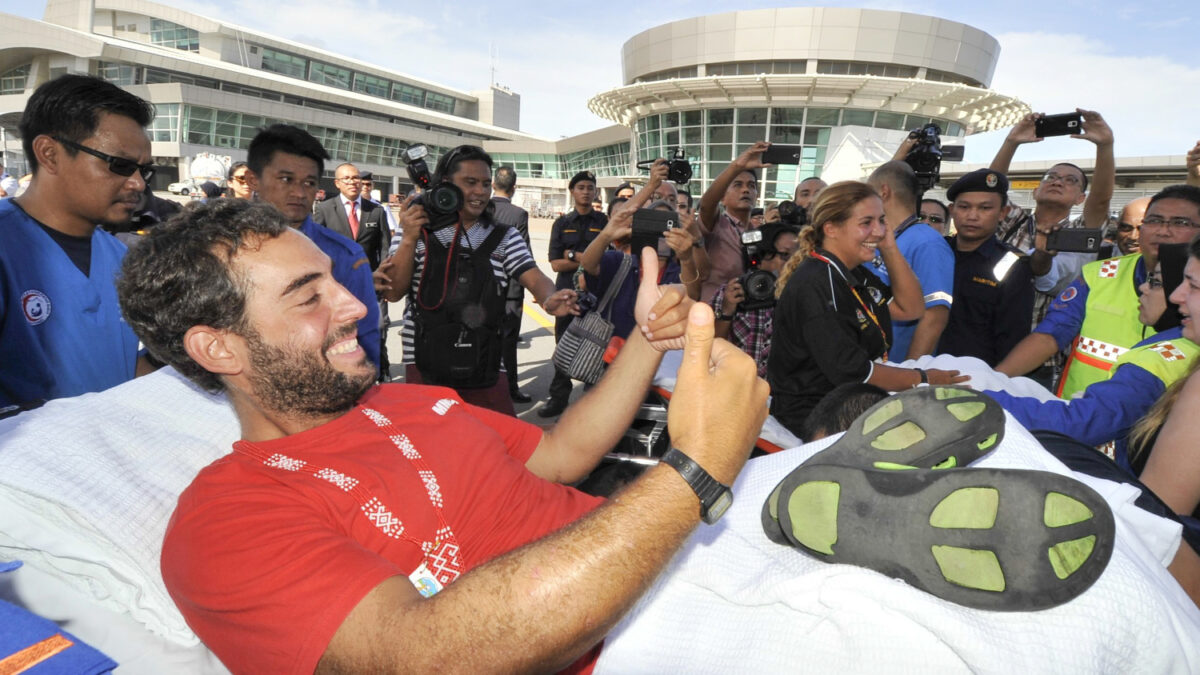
[162,384,603,674]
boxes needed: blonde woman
[766,181,965,438]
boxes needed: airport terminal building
[0,1,1188,212]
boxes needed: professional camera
[737,229,778,311]
[903,123,965,196]
[637,148,694,185]
[402,144,463,230]
[776,200,807,227]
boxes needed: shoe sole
[763,386,1005,545]
[775,464,1115,611]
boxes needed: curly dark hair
[118,199,289,392]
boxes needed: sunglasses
[54,136,155,181]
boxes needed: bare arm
[878,229,924,322]
[1187,141,1200,188]
[867,363,967,390]
[994,331,1058,377]
[379,196,422,302]
[698,141,769,234]
[989,113,1041,174]
[1074,109,1115,229]
[1139,370,1200,516]
[318,302,769,674]
[578,210,630,276]
[904,305,950,360]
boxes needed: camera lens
[744,270,775,301]
[429,183,463,214]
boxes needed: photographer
[711,222,798,376]
[376,145,577,416]
[576,161,698,341]
[698,141,770,303]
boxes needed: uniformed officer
[937,169,1035,366]
[541,170,608,417]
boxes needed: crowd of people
[4,74,1200,671]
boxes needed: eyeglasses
[921,214,946,225]
[763,249,794,262]
[1140,215,1200,232]
[1041,171,1082,187]
[338,176,362,184]
[54,136,155,181]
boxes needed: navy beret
[569,171,596,189]
[946,168,1009,202]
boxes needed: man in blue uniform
[245,125,380,370]
[0,75,155,415]
[937,169,1035,367]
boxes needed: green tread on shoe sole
[787,481,841,555]
[1048,535,1097,579]
[929,487,998,529]
[767,486,781,520]
[946,401,987,422]
[935,388,976,400]
[931,545,1006,592]
[1044,491,1095,528]
[870,421,926,450]
[873,461,920,470]
[932,456,958,470]
[861,399,904,435]
[977,433,999,451]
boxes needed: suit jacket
[314,196,391,270]
[491,196,530,301]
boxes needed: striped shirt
[399,221,537,365]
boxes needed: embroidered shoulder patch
[1059,286,1078,303]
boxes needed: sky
[7,0,1199,164]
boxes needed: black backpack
[413,225,509,388]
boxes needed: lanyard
[237,406,465,588]
[810,251,889,360]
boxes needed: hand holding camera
[401,144,463,230]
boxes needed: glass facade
[149,19,199,52]
[178,104,449,169]
[491,142,631,180]
[636,107,965,201]
[1,64,31,94]
[149,103,180,142]
[254,46,464,117]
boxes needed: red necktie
[348,200,360,238]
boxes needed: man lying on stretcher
[116,199,1199,674]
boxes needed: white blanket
[601,356,1200,673]
[0,367,238,646]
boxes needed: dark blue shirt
[298,217,380,369]
[586,250,681,339]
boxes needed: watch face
[703,490,733,524]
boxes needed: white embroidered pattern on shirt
[433,398,458,416]
[265,453,306,471]
[316,467,359,492]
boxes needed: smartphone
[762,144,803,165]
[1035,113,1083,138]
[1046,227,1103,253]
[630,208,677,256]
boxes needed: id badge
[408,562,445,598]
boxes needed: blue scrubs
[298,216,380,369]
[0,200,139,409]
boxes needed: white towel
[0,367,238,645]
[596,418,1200,673]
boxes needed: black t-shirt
[547,209,607,289]
[767,248,892,436]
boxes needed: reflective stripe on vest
[1058,254,1150,399]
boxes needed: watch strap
[660,447,732,524]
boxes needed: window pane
[682,110,702,126]
[707,126,733,144]
[807,108,840,125]
[708,108,734,125]
[875,111,907,130]
[738,108,768,125]
[803,128,831,145]
[842,109,875,126]
[772,108,804,125]
[770,125,803,144]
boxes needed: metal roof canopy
[589,74,1029,135]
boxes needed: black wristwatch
[660,447,733,524]
[567,250,576,262]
